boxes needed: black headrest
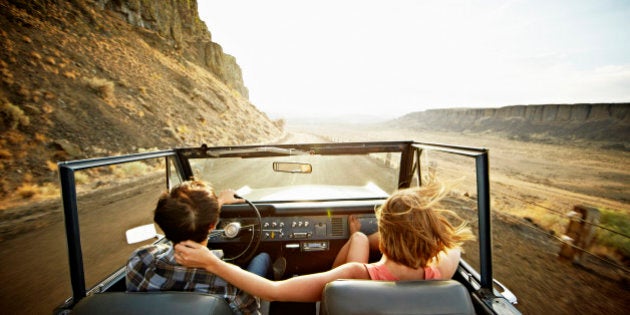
[72,291,234,315]
[320,279,475,315]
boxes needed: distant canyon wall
[91,0,248,98]
[393,104,630,143]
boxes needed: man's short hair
[153,180,220,243]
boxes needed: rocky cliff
[0,0,284,202]
[92,0,249,98]
[391,103,630,145]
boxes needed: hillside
[0,0,284,208]
[390,103,629,148]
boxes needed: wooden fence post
[559,205,600,262]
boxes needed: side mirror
[125,224,159,244]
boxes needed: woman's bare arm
[175,240,368,302]
[435,247,462,279]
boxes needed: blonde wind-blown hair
[376,181,474,269]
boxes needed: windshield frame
[176,141,416,187]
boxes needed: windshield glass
[190,152,401,202]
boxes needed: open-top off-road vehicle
[54,140,521,314]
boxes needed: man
[126,180,269,315]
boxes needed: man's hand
[174,240,220,269]
[217,189,244,206]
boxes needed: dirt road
[0,175,165,314]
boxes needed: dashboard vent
[331,217,344,237]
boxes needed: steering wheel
[219,197,263,265]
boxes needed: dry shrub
[14,182,59,200]
[23,172,33,182]
[1,100,30,129]
[63,71,77,79]
[537,212,567,235]
[112,161,150,178]
[1,68,14,85]
[589,244,625,264]
[4,130,25,144]
[17,86,30,98]
[39,182,59,198]
[0,149,11,160]
[16,183,38,199]
[42,91,55,100]
[46,160,57,171]
[85,77,115,99]
[44,64,59,75]
[176,125,189,134]
[43,89,55,100]
[42,103,54,114]
[73,171,90,185]
[35,133,47,142]
[595,209,630,259]
[30,51,42,60]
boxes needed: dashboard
[208,201,382,257]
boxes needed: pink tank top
[365,263,442,281]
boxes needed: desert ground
[0,126,628,314]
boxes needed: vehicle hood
[236,183,389,202]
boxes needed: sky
[197,0,630,120]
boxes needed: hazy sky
[197,0,630,119]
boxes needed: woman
[175,181,474,302]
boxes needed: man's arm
[217,189,244,207]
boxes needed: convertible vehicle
[54,140,521,314]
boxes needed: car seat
[319,279,475,315]
[72,291,234,315]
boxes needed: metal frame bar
[476,153,493,289]
[59,165,84,302]
[58,150,177,305]
[409,142,493,290]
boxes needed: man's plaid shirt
[126,242,260,315]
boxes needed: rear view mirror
[273,162,312,174]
